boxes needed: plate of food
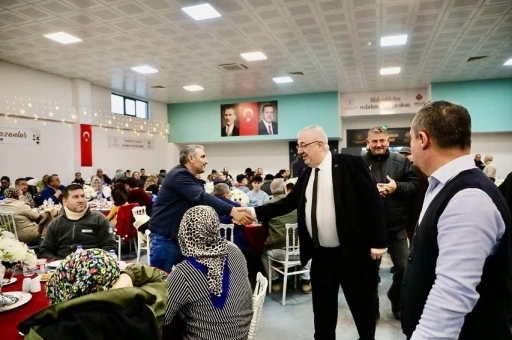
[0,277,17,286]
[36,271,55,282]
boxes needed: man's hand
[370,248,387,260]
[230,207,255,225]
[54,190,62,197]
[377,184,388,197]
[385,175,397,194]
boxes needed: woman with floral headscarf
[19,249,168,339]
[0,188,42,243]
[164,205,253,340]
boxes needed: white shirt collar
[430,154,476,185]
[316,151,332,172]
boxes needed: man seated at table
[261,178,311,294]
[213,183,250,256]
[15,177,35,208]
[40,174,66,204]
[39,184,117,260]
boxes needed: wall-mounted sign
[221,101,278,137]
[0,126,41,145]
[340,89,428,116]
[346,128,411,147]
[108,136,154,150]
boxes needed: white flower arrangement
[82,184,97,200]
[230,188,249,207]
[0,230,37,269]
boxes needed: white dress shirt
[225,124,234,136]
[305,152,339,247]
[264,121,273,134]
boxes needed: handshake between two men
[230,207,256,225]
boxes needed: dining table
[0,274,49,340]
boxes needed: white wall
[472,133,512,179]
[0,61,170,184]
[190,141,290,178]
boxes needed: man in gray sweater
[39,184,117,260]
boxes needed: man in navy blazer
[150,145,253,272]
[247,125,386,340]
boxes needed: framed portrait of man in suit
[220,104,239,137]
[258,101,278,136]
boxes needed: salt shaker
[22,278,32,292]
[30,277,41,293]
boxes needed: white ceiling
[0,0,511,104]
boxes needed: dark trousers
[311,246,378,340]
[376,230,409,304]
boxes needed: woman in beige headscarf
[144,174,159,196]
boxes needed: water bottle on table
[108,249,118,260]
[76,245,83,253]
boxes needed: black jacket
[255,153,386,267]
[39,207,117,260]
[258,121,278,135]
[363,150,419,232]
[221,125,239,137]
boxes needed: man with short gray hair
[150,144,254,272]
[483,155,497,182]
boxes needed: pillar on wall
[165,143,180,170]
[71,79,92,173]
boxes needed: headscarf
[45,248,120,305]
[114,171,125,180]
[144,175,158,190]
[3,188,22,199]
[178,206,228,300]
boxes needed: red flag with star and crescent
[237,102,258,136]
[80,124,92,167]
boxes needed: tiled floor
[256,255,406,340]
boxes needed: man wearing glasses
[247,125,386,340]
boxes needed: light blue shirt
[247,190,269,208]
[412,155,506,340]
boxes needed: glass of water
[23,264,35,278]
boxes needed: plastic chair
[0,212,18,239]
[267,223,310,305]
[132,206,150,265]
[248,272,268,340]
[219,223,235,242]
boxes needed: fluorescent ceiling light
[44,32,82,44]
[380,34,408,47]
[241,52,267,61]
[183,85,204,91]
[380,67,401,75]
[273,76,293,84]
[504,58,512,66]
[182,3,221,21]
[131,66,159,74]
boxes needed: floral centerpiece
[0,227,37,307]
[82,184,98,201]
[230,188,249,207]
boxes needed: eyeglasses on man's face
[296,141,321,150]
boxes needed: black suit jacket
[221,125,239,137]
[258,121,278,135]
[255,153,386,266]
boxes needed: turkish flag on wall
[80,124,92,167]
[237,102,259,136]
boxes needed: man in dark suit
[149,145,253,273]
[221,105,239,137]
[258,103,278,135]
[247,125,387,340]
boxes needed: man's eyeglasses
[296,141,321,150]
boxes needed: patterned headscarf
[45,248,120,305]
[178,206,228,298]
[3,188,22,199]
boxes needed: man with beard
[363,127,419,320]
